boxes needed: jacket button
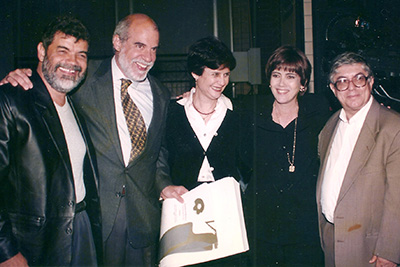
[66,228,72,235]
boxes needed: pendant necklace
[287,117,297,172]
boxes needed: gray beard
[118,50,153,81]
[42,56,85,93]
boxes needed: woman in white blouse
[165,36,250,192]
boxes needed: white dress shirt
[321,96,373,223]
[177,88,233,182]
[112,57,153,166]
[55,100,86,203]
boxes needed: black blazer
[166,100,249,190]
[0,72,101,265]
[72,58,172,247]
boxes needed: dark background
[1,0,400,109]
[313,0,400,111]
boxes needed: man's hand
[0,252,28,267]
[0,69,33,90]
[161,185,188,203]
[174,90,190,100]
[369,255,397,267]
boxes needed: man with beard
[80,13,186,266]
[0,13,186,266]
[0,16,102,266]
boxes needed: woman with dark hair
[164,36,250,266]
[166,36,249,191]
[243,46,331,266]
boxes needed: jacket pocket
[8,213,45,239]
[8,213,46,263]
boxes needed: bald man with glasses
[316,52,400,267]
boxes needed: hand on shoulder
[0,69,33,90]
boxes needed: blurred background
[1,0,400,111]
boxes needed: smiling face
[192,66,231,101]
[269,68,303,105]
[330,63,374,119]
[39,31,88,93]
[113,16,159,81]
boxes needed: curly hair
[41,15,90,51]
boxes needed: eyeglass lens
[335,74,367,91]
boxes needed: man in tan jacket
[317,52,400,267]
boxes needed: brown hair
[265,45,311,90]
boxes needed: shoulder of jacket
[148,74,171,99]
[377,104,400,131]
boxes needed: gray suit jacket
[71,58,172,248]
[316,98,400,266]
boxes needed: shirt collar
[339,95,373,124]
[177,87,233,111]
[111,56,146,88]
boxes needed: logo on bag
[193,198,204,214]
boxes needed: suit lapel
[32,73,72,176]
[316,113,340,200]
[126,74,167,166]
[319,113,340,179]
[146,75,163,144]
[90,59,125,165]
[336,99,380,203]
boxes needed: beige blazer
[316,99,400,266]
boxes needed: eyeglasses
[333,74,370,91]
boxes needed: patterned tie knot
[121,79,132,96]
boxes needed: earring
[300,86,305,92]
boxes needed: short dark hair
[265,45,311,89]
[329,52,373,83]
[187,36,236,76]
[41,15,90,51]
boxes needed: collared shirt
[55,100,86,203]
[111,56,153,166]
[177,87,233,182]
[321,96,373,223]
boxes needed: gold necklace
[287,117,297,172]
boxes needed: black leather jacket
[0,72,102,266]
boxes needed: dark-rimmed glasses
[333,74,370,91]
